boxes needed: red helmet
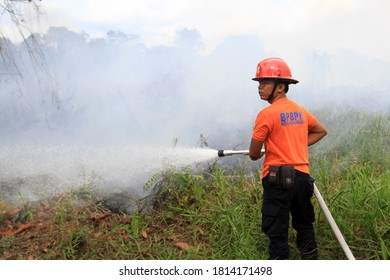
[252,57,298,84]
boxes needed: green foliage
[62,227,88,260]
[309,109,389,259]
[0,235,14,250]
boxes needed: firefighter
[249,57,327,260]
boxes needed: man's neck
[269,93,287,104]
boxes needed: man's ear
[277,83,285,93]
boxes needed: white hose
[313,183,356,260]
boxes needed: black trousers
[261,170,318,260]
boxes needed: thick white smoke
[0,26,389,205]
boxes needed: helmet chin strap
[267,80,278,103]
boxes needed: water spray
[216,148,355,260]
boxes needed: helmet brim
[252,77,299,84]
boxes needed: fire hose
[218,149,356,260]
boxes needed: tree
[0,0,43,68]
[0,0,61,130]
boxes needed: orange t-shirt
[252,97,318,178]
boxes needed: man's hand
[249,138,265,160]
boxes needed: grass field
[0,109,389,260]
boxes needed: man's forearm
[308,131,327,146]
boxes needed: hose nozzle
[217,148,265,157]
[217,149,249,157]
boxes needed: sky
[0,0,385,90]
[38,0,389,61]
[1,0,389,85]
[2,0,389,60]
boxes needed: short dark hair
[276,80,289,93]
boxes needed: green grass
[0,109,388,260]
[309,109,389,259]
